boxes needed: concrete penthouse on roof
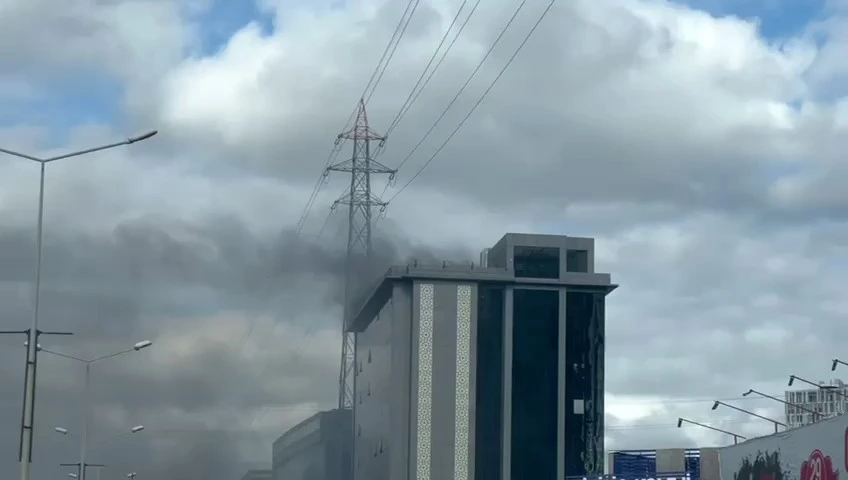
[347,233,617,480]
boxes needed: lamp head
[711,401,720,411]
[127,130,158,143]
[742,389,753,397]
[54,427,68,435]
[131,425,144,433]
[133,340,152,351]
[677,418,683,428]
[789,375,796,386]
[833,359,840,372]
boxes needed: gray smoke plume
[0,212,471,480]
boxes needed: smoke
[0,211,472,480]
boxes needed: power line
[380,0,481,140]
[607,419,758,431]
[385,0,555,205]
[364,0,422,105]
[609,394,783,405]
[384,0,531,189]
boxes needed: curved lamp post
[789,375,848,399]
[677,417,745,444]
[743,388,821,423]
[0,129,158,480]
[711,400,785,433]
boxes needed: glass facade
[475,286,504,480]
[565,291,605,477]
[511,288,560,480]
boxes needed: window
[512,289,559,479]
[566,249,589,273]
[514,246,560,279]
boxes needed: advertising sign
[718,414,848,480]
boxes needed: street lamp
[832,359,848,371]
[711,400,785,433]
[38,341,153,480]
[743,389,821,422]
[789,375,848,399]
[677,417,746,444]
[1,129,158,480]
[54,425,146,443]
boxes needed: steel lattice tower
[327,98,396,409]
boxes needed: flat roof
[347,264,617,332]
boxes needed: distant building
[240,469,272,480]
[272,409,352,480]
[784,378,848,428]
[348,232,617,480]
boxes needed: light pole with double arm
[0,129,157,480]
[34,340,153,480]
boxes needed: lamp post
[789,375,848,399]
[743,388,822,425]
[677,417,745,444]
[0,129,158,480]
[61,463,104,479]
[832,359,848,372]
[37,341,153,480]
[711,400,785,433]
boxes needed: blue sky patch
[684,0,828,39]
[195,0,275,55]
[0,75,123,148]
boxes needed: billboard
[718,414,848,480]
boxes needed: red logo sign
[800,450,839,480]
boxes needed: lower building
[606,449,719,480]
[240,469,272,480]
[718,413,847,480]
[272,409,352,480]
[348,233,617,480]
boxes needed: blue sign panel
[600,449,701,480]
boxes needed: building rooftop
[347,232,617,332]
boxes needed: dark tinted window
[566,249,589,273]
[511,289,558,480]
[514,246,560,279]
[475,286,504,480]
[565,291,606,476]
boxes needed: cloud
[3,0,848,478]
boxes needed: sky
[1,0,848,478]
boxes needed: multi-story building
[784,378,848,428]
[272,409,352,480]
[347,232,617,480]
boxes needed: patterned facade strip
[454,285,472,480]
[415,284,435,480]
